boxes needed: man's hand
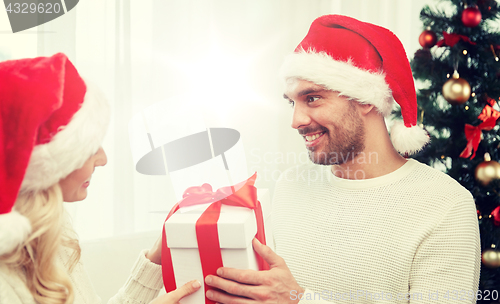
[204,238,305,303]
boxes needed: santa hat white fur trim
[390,121,430,155]
[0,210,31,256]
[20,80,110,193]
[279,50,394,117]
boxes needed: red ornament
[419,30,437,48]
[491,206,500,226]
[462,6,482,27]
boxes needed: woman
[0,53,200,304]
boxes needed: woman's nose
[96,147,107,167]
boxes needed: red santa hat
[0,53,109,255]
[280,15,429,155]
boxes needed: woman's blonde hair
[0,184,81,304]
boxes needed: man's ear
[358,103,376,116]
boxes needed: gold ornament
[475,153,500,186]
[442,71,471,105]
[482,249,500,268]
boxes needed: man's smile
[304,131,326,148]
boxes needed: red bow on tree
[478,98,500,121]
[436,32,476,47]
[460,117,497,159]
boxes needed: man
[204,15,480,303]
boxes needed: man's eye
[307,96,319,103]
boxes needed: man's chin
[309,151,336,166]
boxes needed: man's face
[283,79,365,165]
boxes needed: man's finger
[215,267,262,285]
[168,280,201,302]
[252,238,284,268]
[206,288,256,304]
[205,274,256,298]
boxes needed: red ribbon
[161,173,269,304]
[478,98,500,122]
[436,32,476,47]
[459,117,497,159]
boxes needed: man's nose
[291,103,311,129]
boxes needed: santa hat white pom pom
[390,121,430,155]
[0,210,31,256]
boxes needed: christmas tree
[408,0,500,301]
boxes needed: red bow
[161,173,269,304]
[460,117,497,159]
[436,32,476,47]
[478,98,500,122]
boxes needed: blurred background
[0,0,438,300]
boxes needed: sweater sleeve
[407,196,481,303]
[107,249,163,304]
[70,248,163,304]
[293,196,481,304]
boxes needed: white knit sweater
[272,159,481,303]
[0,245,163,304]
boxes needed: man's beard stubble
[308,102,365,166]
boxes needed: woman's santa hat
[0,53,109,255]
[280,14,429,155]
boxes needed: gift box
[128,99,273,304]
[162,178,272,304]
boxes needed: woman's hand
[150,280,201,304]
[146,235,162,265]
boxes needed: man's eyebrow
[283,88,327,100]
[297,88,326,96]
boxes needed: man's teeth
[305,133,323,142]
